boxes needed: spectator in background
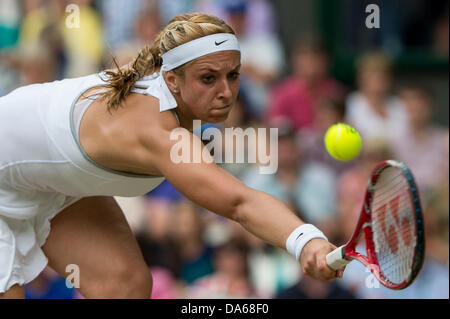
[422,177,449,267]
[0,57,16,96]
[148,263,181,298]
[392,84,449,193]
[345,51,409,143]
[215,216,300,298]
[222,0,285,118]
[0,0,20,51]
[187,237,259,298]
[298,97,354,176]
[197,0,278,37]
[267,36,344,131]
[98,0,150,50]
[0,0,65,92]
[241,121,337,228]
[158,0,196,24]
[136,230,182,299]
[138,180,185,276]
[2,44,59,88]
[18,0,66,78]
[247,237,301,298]
[18,0,64,49]
[432,11,449,57]
[107,2,162,67]
[169,200,215,286]
[16,44,58,85]
[60,0,104,77]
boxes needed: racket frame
[338,160,425,290]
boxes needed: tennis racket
[326,160,425,290]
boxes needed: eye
[202,75,215,84]
[228,72,240,80]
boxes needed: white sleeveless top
[0,71,179,292]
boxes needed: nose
[217,78,233,101]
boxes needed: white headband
[161,33,240,71]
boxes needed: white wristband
[286,224,328,260]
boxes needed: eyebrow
[198,64,241,73]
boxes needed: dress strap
[131,73,181,125]
[171,109,181,125]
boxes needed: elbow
[229,187,252,224]
[226,192,244,223]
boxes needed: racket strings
[371,171,407,193]
[370,169,417,285]
[373,205,415,282]
[371,180,409,206]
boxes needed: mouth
[213,104,232,110]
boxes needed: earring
[173,88,179,94]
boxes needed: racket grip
[326,245,352,270]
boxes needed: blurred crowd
[0,0,448,299]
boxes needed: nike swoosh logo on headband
[215,40,228,46]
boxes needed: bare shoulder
[122,93,177,127]
[123,93,180,142]
[79,91,180,176]
[112,93,182,174]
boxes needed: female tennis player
[0,13,343,299]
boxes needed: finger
[307,265,336,283]
[316,265,338,282]
[336,264,347,278]
[317,258,338,279]
[304,264,333,283]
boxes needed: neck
[364,92,386,106]
[364,93,388,116]
[173,96,195,131]
[295,73,324,89]
[175,109,194,131]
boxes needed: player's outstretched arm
[141,127,343,282]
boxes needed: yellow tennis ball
[324,123,362,161]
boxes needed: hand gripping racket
[326,160,425,289]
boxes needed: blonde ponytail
[101,35,163,112]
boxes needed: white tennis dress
[0,71,179,293]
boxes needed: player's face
[176,51,241,123]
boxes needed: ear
[164,71,180,93]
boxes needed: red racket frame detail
[341,160,425,290]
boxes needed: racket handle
[326,245,352,270]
